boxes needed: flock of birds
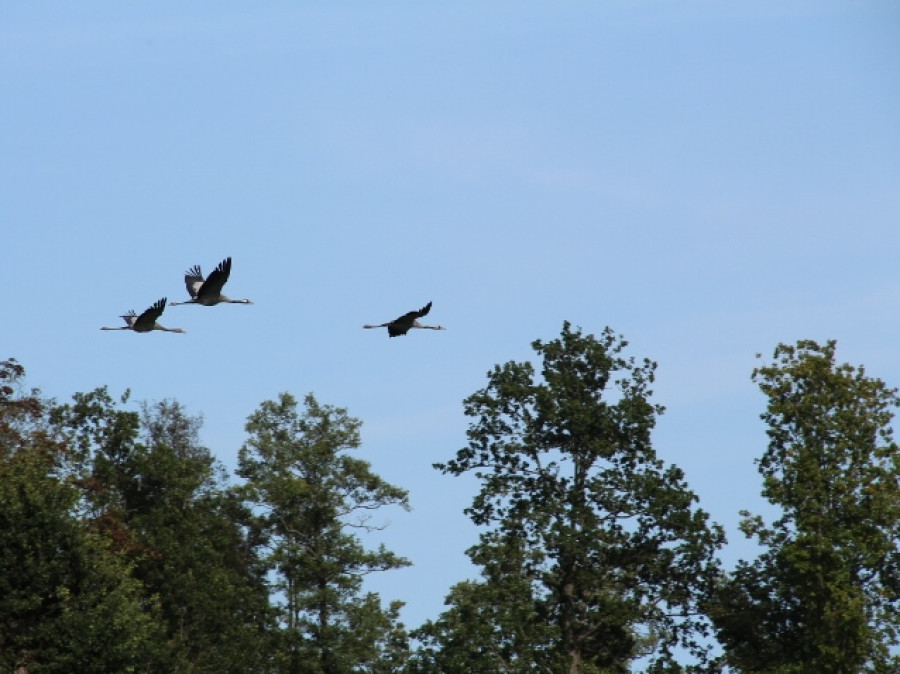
[101,257,446,338]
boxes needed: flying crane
[171,257,253,307]
[363,301,445,337]
[101,298,185,334]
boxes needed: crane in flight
[363,301,445,337]
[171,257,253,306]
[101,298,185,334]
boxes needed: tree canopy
[4,330,900,672]
[422,323,725,672]
[711,340,900,673]
[238,392,411,674]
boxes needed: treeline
[2,323,900,673]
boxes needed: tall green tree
[130,399,275,672]
[424,323,725,673]
[0,360,160,674]
[238,392,411,674]
[50,390,275,672]
[710,340,900,673]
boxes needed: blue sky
[4,1,900,631]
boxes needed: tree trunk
[568,648,582,674]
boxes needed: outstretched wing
[119,310,139,328]
[197,257,231,301]
[133,298,167,331]
[391,301,432,325]
[413,301,432,318]
[184,265,204,299]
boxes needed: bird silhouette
[101,298,186,334]
[171,257,253,306]
[363,301,445,337]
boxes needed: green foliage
[48,386,275,671]
[409,540,557,673]
[10,330,900,672]
[128,400,275,672]
[431,323,725,672]
[238,392,411,673]
[0,359,160,673]
[710,340,900,673]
